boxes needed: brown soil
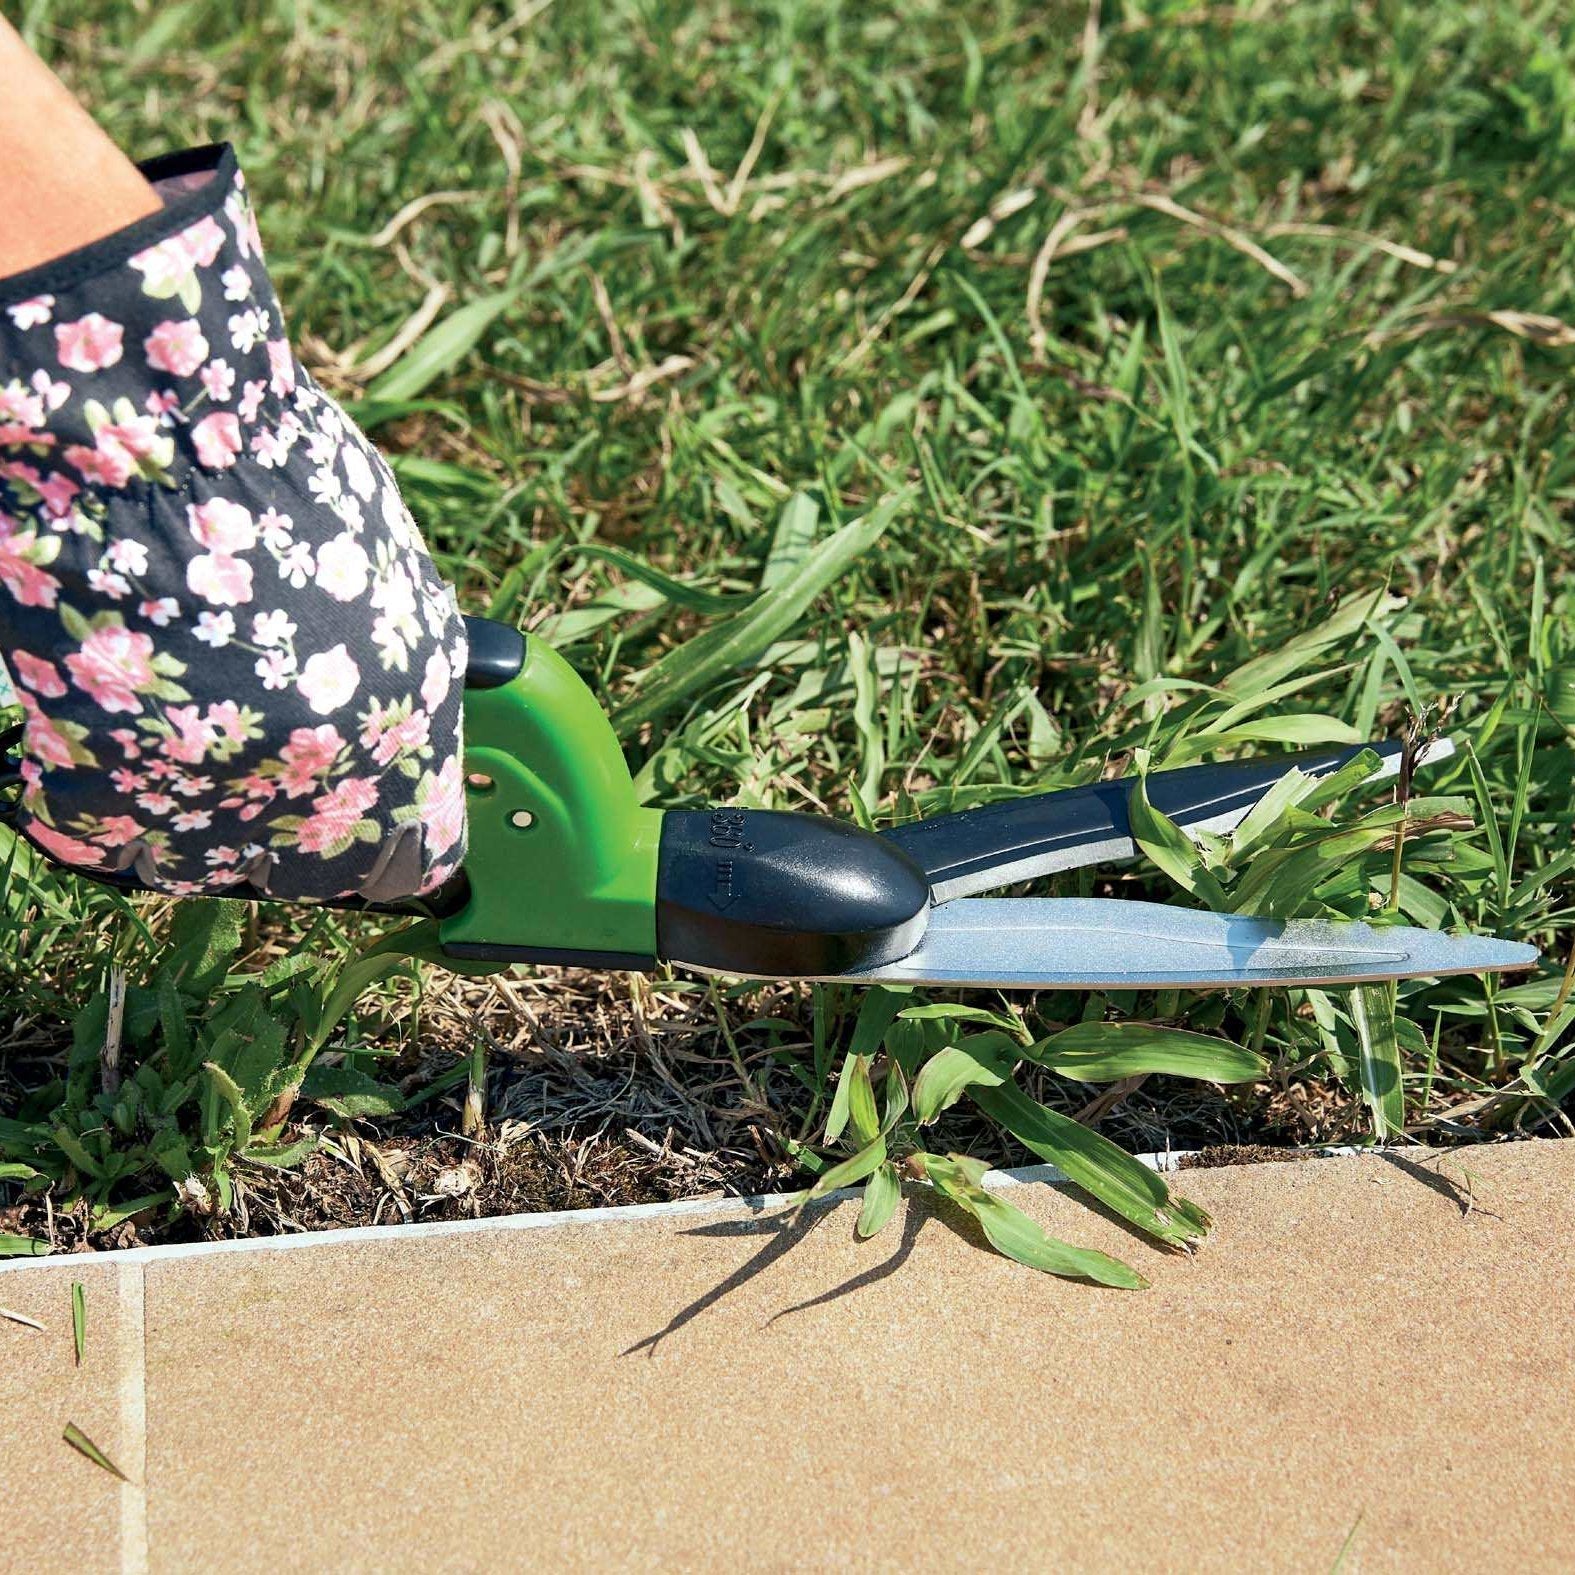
[1178,1143,1314,1170]
[0,1127,785,1255]
[0,957,1542,1256]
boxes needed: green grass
[2,0,1572,1271]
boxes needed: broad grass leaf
[366,288,520,404]
[1524,1046,1575,1108]
[72,1282,85,1366]
[898,1002,1028,1040]
[1127,775,1231,908]
[1163,715,1363,765]
[924,1155,1143,1288]
[1211,716,1363,747]
[1219,588,1404,700]
[884,1012,957,1077]
[826,987,909,1142]
[911,1032,1017,1122]
[1351,983,1404,1140]
[1295,747,1385,813]
[1228,808,1404,918]
[759,490,821,588]
[968,1189,1145,1289]
[306,936,415,1055]
[881,1064,909,1132]
[1189,666,1346,735]
[1031,1022,1267,1084]
[824,1052,859,1145]
[611,495,906,738]
[852,995,912,1061]
[970,1081,1210,1247]
[1463,742,1509,897]
[846,1054,880,1146]
[384,918,506,979]
[0,1234,49,1257]
[1227,767,1315,857]
[848,630,884,810]
[565,543,751,615]
[384,454,498,500]
[857,1162,901,1239]
[800,1134,887,1206]
[532,580,666,649]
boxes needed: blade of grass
[610,494,907,738]
[1351,983,1405,1140]
[364,287,522,404]
[62,1422,129,1483]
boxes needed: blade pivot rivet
[510,810,534,830]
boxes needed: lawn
[2,0,1571,1270]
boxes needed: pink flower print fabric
[0,145,468,902]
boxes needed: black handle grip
[461,616,526,688]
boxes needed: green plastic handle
[437,636,662,963]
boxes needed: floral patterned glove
[0,144,467,902]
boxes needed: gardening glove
[0,144,467,903]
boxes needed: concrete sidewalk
[3,1141,1572,1572]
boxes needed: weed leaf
[911,1032,1016,1122]
[799,1134,887,1208]
[1031,1022,1268,1084]
[924,1154,1144,1288]
[857,1162,902,1239]
[299,1064,405,1119]
[970,1082,1210,1247]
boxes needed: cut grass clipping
[62,1422,129,1484]
[1,1,1571,1281]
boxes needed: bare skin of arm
[0,16,161,278]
